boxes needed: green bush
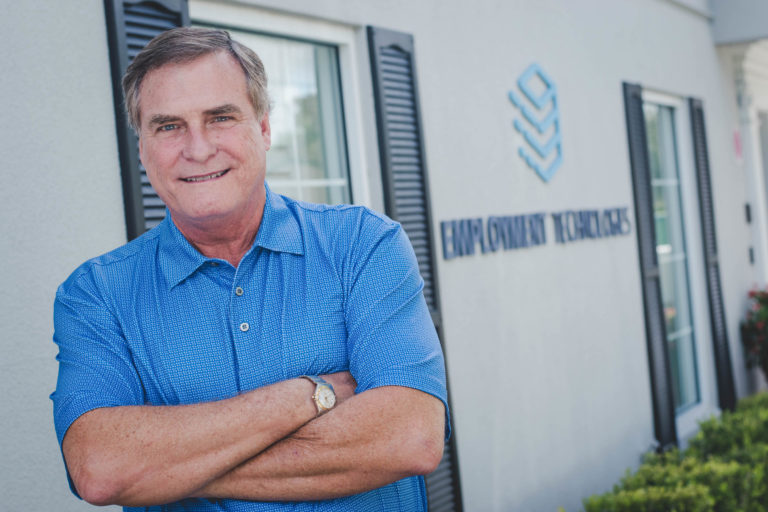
[735,391,768,412]
[687,400,768,467]
[583,484,714,512]
[580,393,768,512]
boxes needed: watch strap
[300,375,328,387]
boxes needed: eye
[213,116,233,123]
[157,124,178,132]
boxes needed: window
[195,27,352,205]
[190,0,372,208]
[624,83,735,447]
[105,0,356,238]
[643,102,700,412]
[223,29,351,204]
[643,92,720,439]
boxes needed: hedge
[580,392,768,511]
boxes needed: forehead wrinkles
[138,54,255,126]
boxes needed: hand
[321,371,357,404]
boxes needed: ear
[138,134,147,169]
[260,112,271,151]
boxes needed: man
[51,27,448,511]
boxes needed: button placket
[233,284,247,332]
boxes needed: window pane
[644,104,679,181]
[644,102,700,412]
[223,29,351,204]
[302,185,349,205]
[268,184,299,200]
[668,332,699,411]
[658,259,693,335]
[653,183,687,259]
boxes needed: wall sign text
[440,207,631,260]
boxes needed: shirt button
[235,287,244,296]
[239,322,250,332]
[210,262,219,267]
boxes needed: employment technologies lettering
[440,208,631,260]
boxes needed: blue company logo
[508,63,563,182]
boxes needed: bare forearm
[63,378,317,506]
[198,386,445,501]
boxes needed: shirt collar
[158,183,304,288]
[157,213,209,289]
[254,183,304,256]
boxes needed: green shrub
[687,406,768,464]
[579,393,768,512]
[735,391,768,412]
[583,484,714,512]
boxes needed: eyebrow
[146,104,243,129]
[147,114,182,128]
[205,104,242,117]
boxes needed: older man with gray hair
[52,27,448,511]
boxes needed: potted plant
[741,288,768,381]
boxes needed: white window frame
[642,89,720,442]
[189,0,372,207]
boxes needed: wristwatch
[300,375,336,414]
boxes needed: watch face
[317,386,336,410]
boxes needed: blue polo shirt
[51,185,448,511]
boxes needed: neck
[172,190,266,268]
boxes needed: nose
[182,125,217,162]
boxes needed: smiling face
[138,51,270,234]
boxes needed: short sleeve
[51,267,144,494]
[343,217,450,439]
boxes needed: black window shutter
[104,0,189,239]
[622,82,678,449]
[366,26,441,326]
[689,98,736,412]
[367,26,462,512]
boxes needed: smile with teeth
[182,169,229,183]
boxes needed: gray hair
[122,27,269,133]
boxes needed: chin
[172,205,229,223]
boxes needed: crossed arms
[63,373,445,506]
[56,220,447,506]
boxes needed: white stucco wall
[0,0,758,511]
[0,1,125,510]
